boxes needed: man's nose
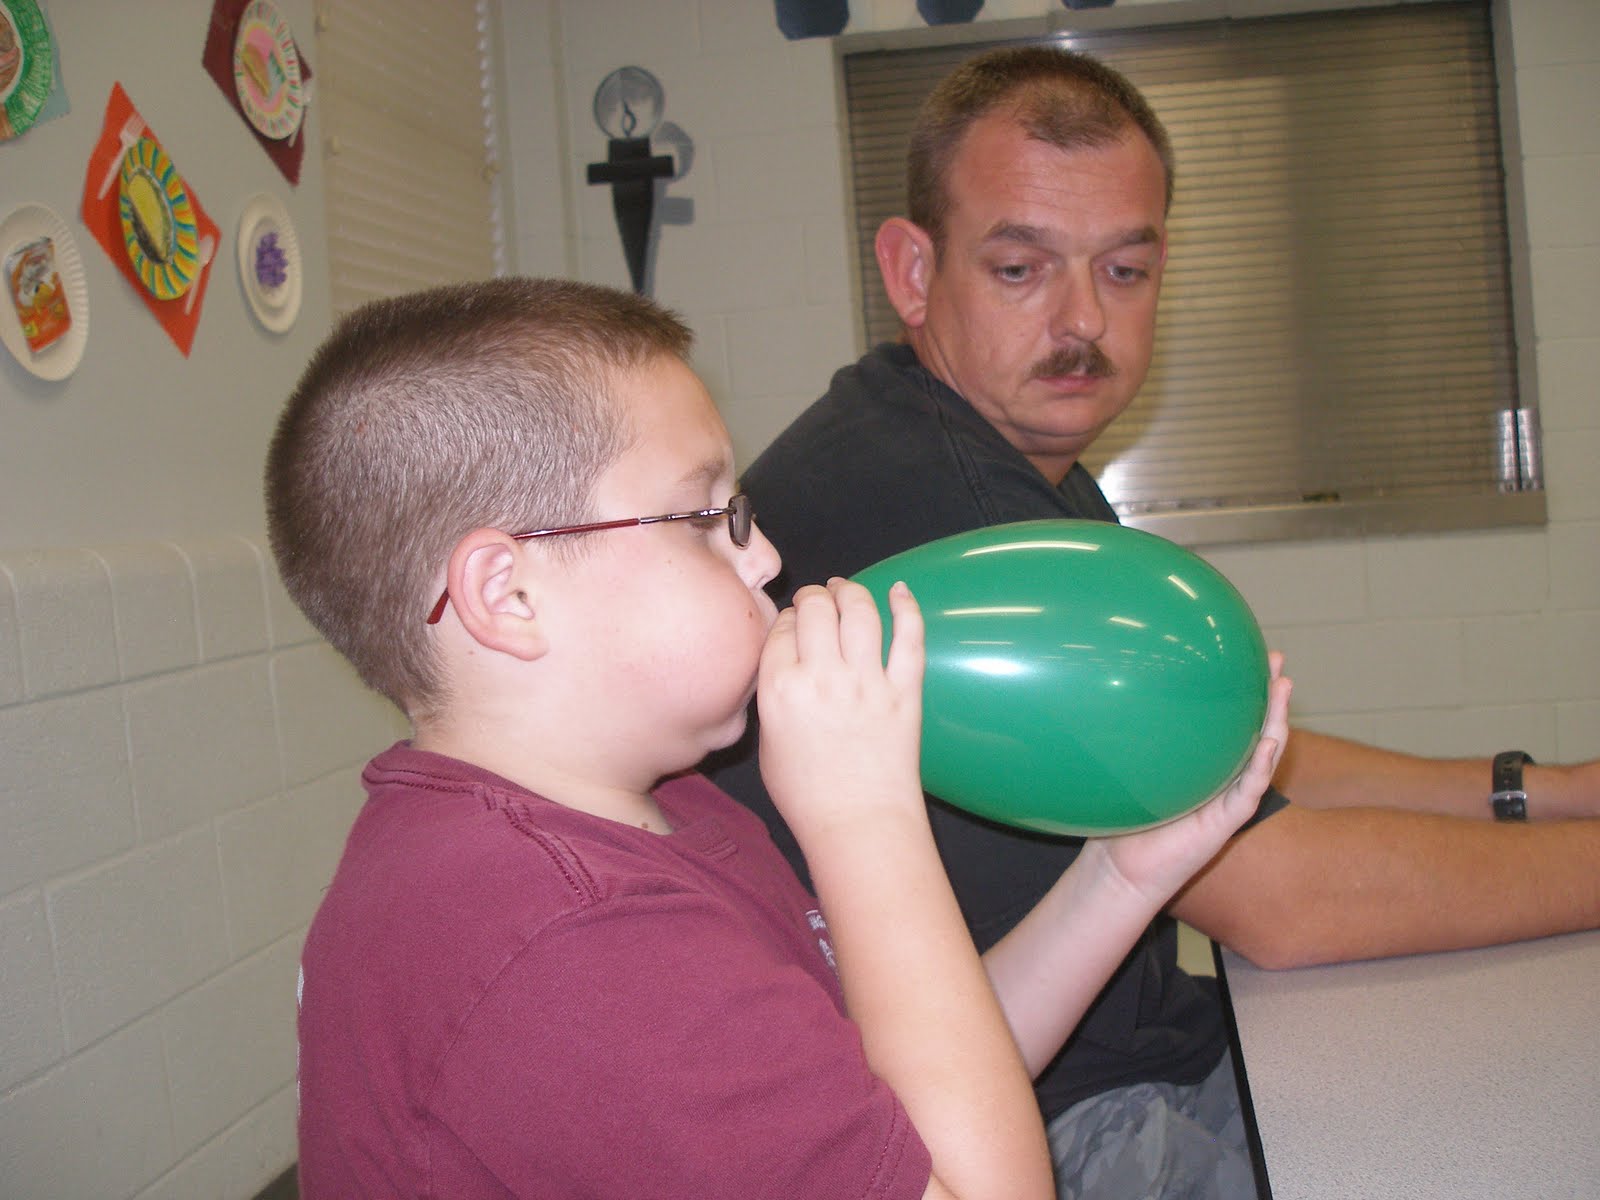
[1049,265,1107,344]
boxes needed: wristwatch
[1489,750,1534,821]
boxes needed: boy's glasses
[425,493,753,624]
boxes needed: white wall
[518,0,1598,765]
[0,2,406,1196]
[0,0,332,551]
[0,537,401,1198]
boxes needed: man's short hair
[907,45,1175,251]
[264,277,692,718]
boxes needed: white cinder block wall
[0,538,404,1198]
[0,1,1593,1198]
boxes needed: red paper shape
[80,83,221,357]
[202,0,313,186]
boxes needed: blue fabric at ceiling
[774,0,849,39]
[918,0,984,23]
[770,0,1123,41]
[772,0,1004,39]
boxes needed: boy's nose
[741,521,782,591]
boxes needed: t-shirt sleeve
[427,891,932,1200]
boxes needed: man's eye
[1106,263,1149,285]
[994,263,1032,283]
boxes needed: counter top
[1219,929,1600,1199]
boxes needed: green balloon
[852,520,1269,836]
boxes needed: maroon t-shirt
[297,743,931,1198]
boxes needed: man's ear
[875,217,936,329]
[443,529,547,662]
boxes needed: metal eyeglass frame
[425,493,752,625]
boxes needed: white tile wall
[9,548,121,699]
[0,1016,175,1198]
[0,567,20,708]
[0,537,406,1199]
[0,690,138,889]
[130,1089,299,1200]
[92,543,201,683]
[162,938,300,1156]
[0,891,63,1092]
[50,825,232,1051]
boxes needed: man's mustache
[1029,343,1117,381]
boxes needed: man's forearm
[1274,729,1600,822]
[1171,802,1600,969]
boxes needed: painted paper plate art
[0,0,52,141]
[232,0,304,141]
[0,202,89,380]
[237,191,301,332]
[118,135,201,301]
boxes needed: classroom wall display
[80,83,220,356]
[0,0,57,141]
[201,0,314,184]
[0,199,88,379]
[237,191,301,333]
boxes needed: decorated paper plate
[0,0,53,142]
[0,202,89,380]
[237,192,302,333]
[118,136,200,301]
[233,0,304,141]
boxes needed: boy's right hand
[1081,653,1293,908]
[756,578,926,842]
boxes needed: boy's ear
[444,529,547,661]
[875,217,935,330]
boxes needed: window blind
[841,1,1542,543]
[315,0,503,318]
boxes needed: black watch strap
[1490,750,1534,821]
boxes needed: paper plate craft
[118,135,201,301]
[202,0,315,185]
[0,0,52,141]
[232,0,305,141]
[82,84,219,355]
[0,202,89,380]
[237,191,302,332]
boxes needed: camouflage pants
[1045,1051,1256,1200]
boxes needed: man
[706,45,1600,1199]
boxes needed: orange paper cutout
[79,83,220,357]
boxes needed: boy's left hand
[756,578,925,842]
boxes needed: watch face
[593,66,664,140]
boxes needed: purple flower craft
[254,231,289,290]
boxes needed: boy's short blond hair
[265,277,693,717]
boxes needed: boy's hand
[1084,653,1293,906]
[756,578,925,841]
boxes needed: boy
[265,277,1288,1198]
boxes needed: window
[840,1,1544,544]
[315,0,506,318]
